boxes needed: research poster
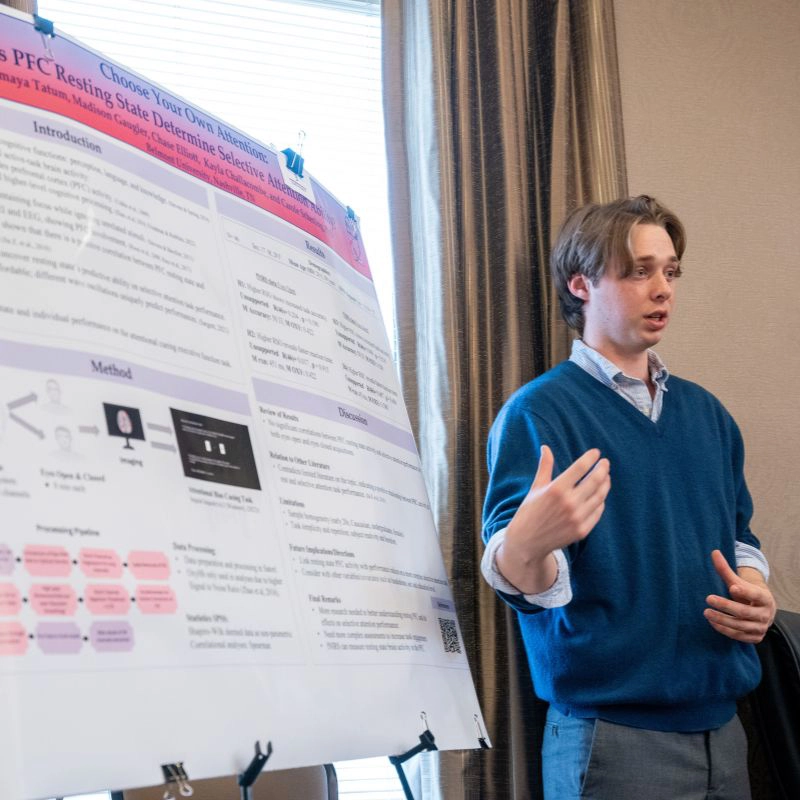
[0,8,486,799]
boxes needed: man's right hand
[495,446,610,595]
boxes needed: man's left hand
[704,549,776,644]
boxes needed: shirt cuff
[481,528,572,608]
[735,541,770,582]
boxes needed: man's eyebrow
[633,255,681,263]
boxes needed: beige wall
[614,0,800,611]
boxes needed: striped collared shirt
[569,339,668,421]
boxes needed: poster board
[0,8,486,799]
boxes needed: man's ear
[568,273,590,301]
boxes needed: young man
[481,196,776,800]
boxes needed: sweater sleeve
[482,399,559,614]
[483,400,543,542]
[728,414,761,552]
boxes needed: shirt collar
[570,339,670,390]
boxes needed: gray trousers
[542,707,751,800]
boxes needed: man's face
[46,380,61,404]
[55,427,72,452]
[572,224,680,365]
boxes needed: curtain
[383,1,626,798]
[1,2,37,14]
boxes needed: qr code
[438,617,461,653]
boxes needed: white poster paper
[0,8,486,799]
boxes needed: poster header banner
[0,12,371,278]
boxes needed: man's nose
[652,274,672,300]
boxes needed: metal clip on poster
[281,130,306,178]
[281,147,303,178]
[344,206,363,264]
[160,762,194,800]
[32,13,55,60]
[237,740,273,800]
[388,713,438,800]
[345,206,360,233]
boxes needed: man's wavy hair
[551,195,686,333]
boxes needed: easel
[388,713,489,800]
[154,742,272,800]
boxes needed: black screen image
[170,408,261,490]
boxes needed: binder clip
[33,14,55,37]
[344,206,362,263]
[281,148,304,179]
[32,14,56,60]
[282,130,306,179]
[345,206,360,239]
[388,712,438,800]
[238,740,273,800]
[160,762,193,799]
[474,714,490,749]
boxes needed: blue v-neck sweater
[483,361,762,732]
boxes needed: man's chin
[640,325,667,347]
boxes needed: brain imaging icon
[117,409,133,436]
[103,403,145,449]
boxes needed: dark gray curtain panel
[383,1,627,797]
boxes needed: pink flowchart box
[136,585,177,614]
[0,622,27,656]
[0,544,14,576]
[79,548,123,579]
[30,584,78,616]
[24,545,71,577]
[0,584,22,616]
[90,621,134,652]
[128,551,170,580]
[36,622,82,654]
[85,585,131,615]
